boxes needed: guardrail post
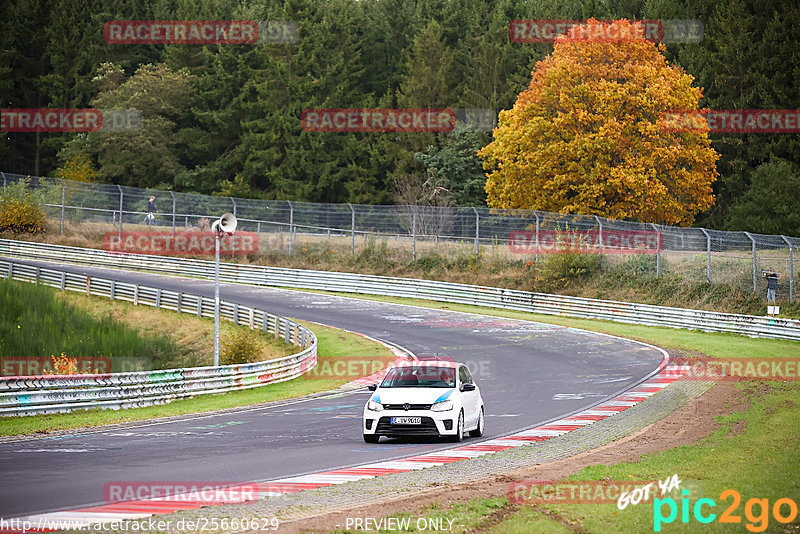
[473,207,480,257]
[60,272,65,290]
[534,211,540,263]
[86,276,91,295]
[230,197,237,216]
[156,288,162,308]
[7,263,12,279]
[177,292,182,313]
[349,203,355,255]
[58,178,65,236]
[116,185,123,237]
[134,284,139,305]
[411,205,417,260]
[110,280,115,300]
[233,303,239,324]
[744,231,757,292]
[781,235,794,302]
[287,200,294,255]
[170,191,176,236]
[700,228,711,283]
[197,297,203,317]
[650,223,661,277]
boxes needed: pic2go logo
[654,489,799,532]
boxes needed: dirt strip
[281,381,746,533]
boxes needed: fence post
[594,215,604,261]
[650,223,661,277]
[411,205,417,260]
[472,207,480,257]
[287,200,294,255]
[170,191,176,236]
[349,203,355,255]
[116,185,123,237]
[744,232,757,293]
[700,228,711,283]
[58,178,65,236]
[534,211,540,263]
[781,235,794,302]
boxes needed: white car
[362,360,484,443]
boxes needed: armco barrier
[1,239,799,341]
[0,258,317,416]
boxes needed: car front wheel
[451,411,464,442]
[469,407,484,437]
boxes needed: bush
[220,328,262,365]
[536,252,602,291]
[617,253,662,277]
[0,195,46,234]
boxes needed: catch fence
[1,172,796,301]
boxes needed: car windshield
[380,366,456,388]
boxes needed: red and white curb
[2,363,691,533]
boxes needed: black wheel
[469,407,484,437]
[451,411,464,442]
[363,434,379,443]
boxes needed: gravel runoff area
[57,353,712,534]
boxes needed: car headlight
[431,400,454,412]
[367,400,383,411]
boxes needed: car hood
[371,387,455,405]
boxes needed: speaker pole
[211,213,236,367]
[214,226,221,366]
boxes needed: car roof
[388,360,462,369]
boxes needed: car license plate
[391,417,421,425]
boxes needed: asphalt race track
[0,258,666,518]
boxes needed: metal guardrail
[2,239,799,342]
[0,257,317,416]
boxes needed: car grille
[375,416,438,435]
[382,403,432,411]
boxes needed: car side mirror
[367,384,377,391]
[460,383,476,392]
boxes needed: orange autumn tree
[479,19,719,225]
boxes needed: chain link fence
[1,171,796,301]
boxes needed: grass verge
[0,278,298,371]
[0,301,395,437]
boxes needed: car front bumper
[363,409,458,437]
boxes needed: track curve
[0,258,665,518]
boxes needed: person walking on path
[143,195,156,225]
[764,271,779,302]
